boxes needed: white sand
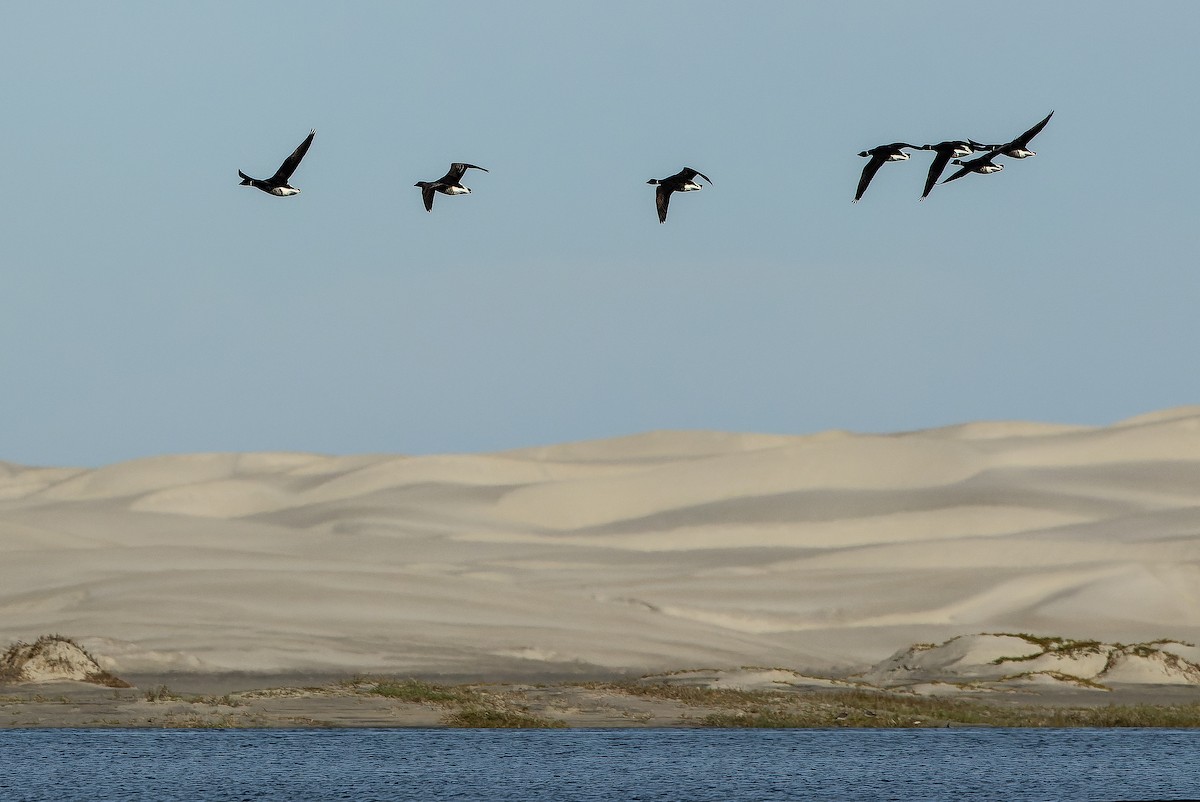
[3,407,1200,679]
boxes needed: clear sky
[3,2,1198,467]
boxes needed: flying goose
[982,111,1054,159]
[854,143,919,202]
[414,163,489,212]
[647,167,712,223]
[238,130,315,197]
[918,140,992,200]
[941,149,1004,184]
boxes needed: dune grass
[365,679,476,705]
[1,635,131,688]
[7,672,1200,728]
[593,682,1200,728]
[585,681,787,707]
[356,677,565,727]
[697,688,1200,729]
[442,707,567,728]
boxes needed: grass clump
[1045,704,1200,728]
[360,677,562,727]
[591,681,786,707]
[442,706,566,728]
[142,686,242,706]
[702,710,816,727]
[144,685,182,702]
[365,679,476,706]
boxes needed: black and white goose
[918,140,992,200]
[238,130,315,197]
[854,143,919,202]
[647,167,711,223]
[941,148,1004,184]
[982,110,1054,159]
[414,163,489,212]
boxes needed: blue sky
[2,2,1198,466]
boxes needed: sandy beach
[4,407,1200,715]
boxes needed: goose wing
[271,129,315,183]
[655,185,672,223]
[421,184,436,212]
[854,154,886,202]
[681,167,712,185]
[921,150,954,199]
[1008,110,1054,149]
[443,162,488,182]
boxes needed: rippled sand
[3,406,1200,680]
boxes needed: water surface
[2,728,1197,801]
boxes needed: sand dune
[864,633,1200,690]
[3,408,1200,679]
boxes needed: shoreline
[4,674,1200,729]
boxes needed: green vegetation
[365,679,475,705]
[353,676,565,728]
[7,672,1200,728]
[142,685,241,706]
[699,689,1004,728]
[442,707,566,728]
[988,634,1104,664]
[691,687,1200,728]
[587,681,793,707]
[1044,704,1200,728]
[144,685,181,702]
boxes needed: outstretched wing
[921,151,953,199]
[1009,110,1054,149]
[421,185,435,212]
[682,167,712,185]
[655,185,671,223]
[854,154,885,202]
[443,162,488,182]
[272,129,315,183]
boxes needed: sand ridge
[2,408,1200,678]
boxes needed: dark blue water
[1,728,1197,801]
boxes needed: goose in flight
[918,140,991,200]
[238,130,315,197]
[981,111,1054,159]
[647,167,712,223]
[414,163,489,212]
[854,143,919,202]
[941,149,1004,184]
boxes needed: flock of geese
[854,111,1054,203]
[237,111,1053,222]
